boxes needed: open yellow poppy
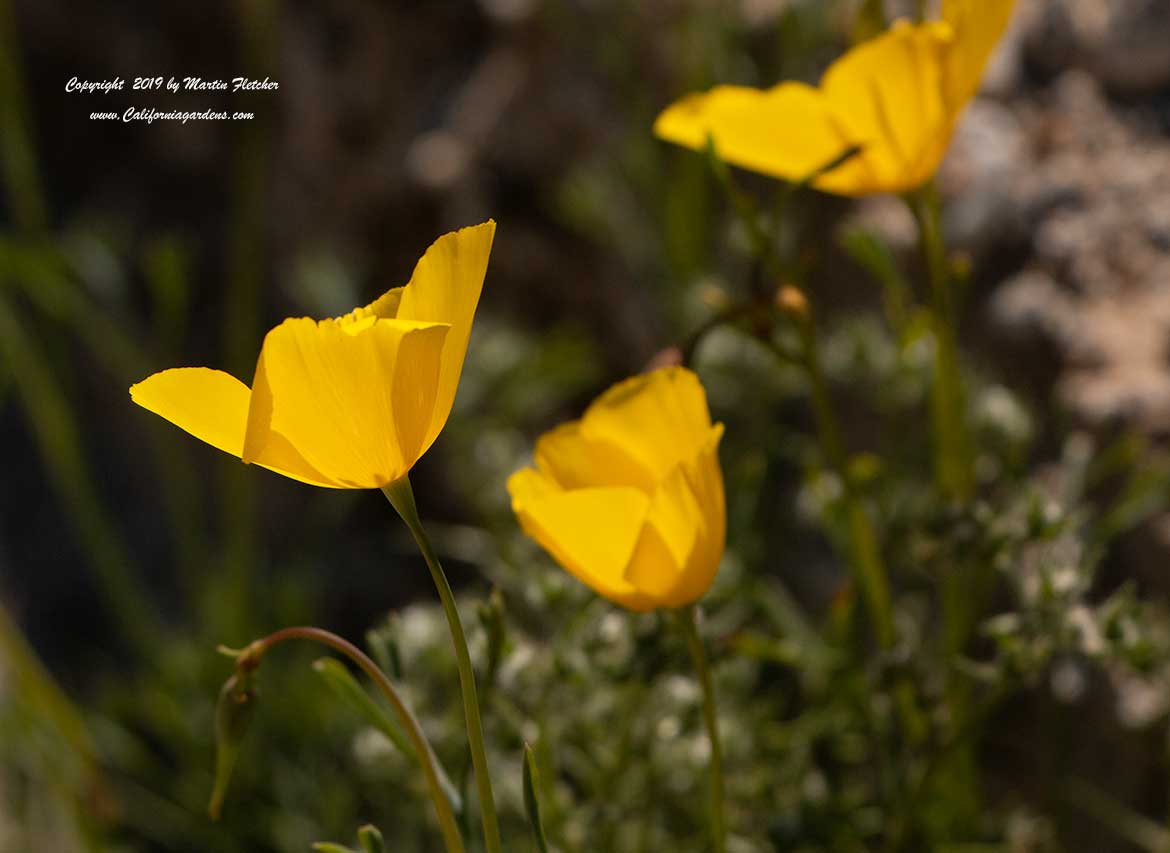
[653,0,1015,196]
[508,366,726,612]
[130,220,495,489]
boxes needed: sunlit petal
[508,367,726,612]
[579,367,712,483]
[654,0,1015,196]
[534,421,658,493]
[507,468,656,611]
[243,316,449,488]
[131,223,493,491]
[395,220,497,453]
[942,0,1016,112]
[653,83,870,192]
[129,367,336,487]
[821,20,953,191]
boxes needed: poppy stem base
[382,477,503,853]
[677,604,728,853]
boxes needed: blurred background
[5,0,1170,850]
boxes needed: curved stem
[383,478,502,853]
[247,626,464,853]
[681,301,757,367]
[677,605,727,853]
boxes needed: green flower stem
[241,626,464,853]
[909,184,984,818]
[677,605,727,853]
[0,0,48,232]
[786,301,895,650]
[702,141,894,648]
[910,181,975,504]
[0,599,96,766]
[0,296,158,654]
[382,477,502,853]
[910,181,979,708]
[780,300,927,744]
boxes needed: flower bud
[208,668,258,820]
[358,824,386,853]
[775,284,810,321]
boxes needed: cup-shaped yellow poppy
[653,0,1015,196]
[508,366,726,612]
[130,220,495,489]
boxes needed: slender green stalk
[0,296,157,653]
[701,142,894,647]
[0,599,96,764]
[909,182,980,754]
[0,0,48,232]
[238,626,465,853]
[783,300,895,649]
[777,298,927,745]
[910,181,975,503]
[677,605,727,853]
[521,743,550,853]
[382,477,502,853]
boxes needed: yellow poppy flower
[130,220,495,489]
[508,366,726,612]
[653,0,1015,196]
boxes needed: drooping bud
[357,824,386,853]
[208,666,258,820]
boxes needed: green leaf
[839,226,914,338]
[522,743,550,853]
[477,587,507,690]
[312,657,463,816]
[365,624,404,681]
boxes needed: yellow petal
[942,0,1016,112]
[624,424,726,607]
[533,420,658,493]
[654,2,1013,196]
[508,468,656,611]
[674,423,727,602]
[130,367,250,457]
[623,466,702,604]
[653,83,873,194]
[129,367,336,487]
[820,20,953,191]
[395,220,496,453]
[578,366,713,484]
[244,316,450,489]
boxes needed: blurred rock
[1024,0,1170,93]
[986,71,1170,430]
[407,130,472,190]
[941,99,1030,253]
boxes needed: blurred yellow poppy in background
[508,366,725,612]
[130,220,495,489]
[653,0,1015,196]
